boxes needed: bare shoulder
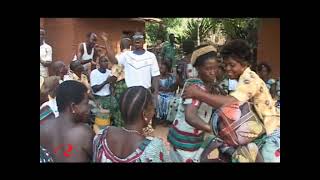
[65,124,94,153]
[64,124,94,162]
[67,124,94,142]
[40,118,57,146]
[40,117,56,134]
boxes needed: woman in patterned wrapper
[182,40,280,162]
[156,61,178,125]
[93,86,170,162]
[167,44,226,162]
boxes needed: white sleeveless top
[81,42,94,61]
[73,43,94,72]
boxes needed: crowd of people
[40,27,280,163]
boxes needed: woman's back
[104,126,145,158]
[40,117,93,162]
[93,126,170,162]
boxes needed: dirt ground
[151,123,171,151]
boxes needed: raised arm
[100,33,118,65]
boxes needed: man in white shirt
[101,32,160,96]
[101,32,159,131]
[40,28,52,78]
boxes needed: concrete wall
[257,18,280,78]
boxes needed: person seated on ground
[257,63,277,100]
[182,40,280,162]
[90,56,117,128]
[156,61,177,124]
[51,61,68,83]
[40,76,60,122]
[65,60,103,126]
[64,60,93,96]
[40,81,94,162]
[93,86,170,162]
[176,40,196,92]
[167,45,226,162]
[40,76,60,110]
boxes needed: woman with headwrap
[182,40,280,162]
[167,45,226,162]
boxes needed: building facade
[257,18,280,78]
[40,18,145,66]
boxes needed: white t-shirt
[40,42,52,77]
[90,69,111,96]
[40,98,59,118]
[118,50,160,88]
[228,79,238,91]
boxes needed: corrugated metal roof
[113,18,162,23]
[139,18,162,23]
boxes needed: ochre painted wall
[257,18,280,78]
[41,18,145,67]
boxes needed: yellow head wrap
[191,45,217,65]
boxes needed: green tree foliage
[184,18,219,44]
[217,18,259,49]
[145,18,186,45]
[146,18,258,46]
[145,18,259,60]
